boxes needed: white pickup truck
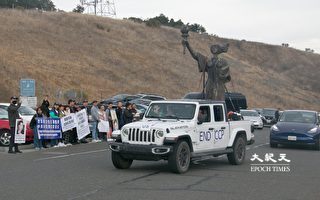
[109,100,254,173]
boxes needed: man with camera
[8,96,23,154]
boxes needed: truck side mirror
[197,120,203,125]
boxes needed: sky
[52,0,320,53]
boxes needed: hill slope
[0,10,319,110]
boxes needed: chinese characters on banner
[14,119,26,143]
[36,118,61,140]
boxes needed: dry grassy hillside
[0,9,319,110]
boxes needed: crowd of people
[7,95,142,153]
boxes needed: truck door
[210,104,230,149]
[195,105,214,151]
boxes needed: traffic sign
[20,79,35,97]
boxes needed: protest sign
[61,114,76,132]
[14,119,26,143]
[75,109,90,140]
[37,118,62,139]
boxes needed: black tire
[111,151,133,169]
[168,140,191,174]
[270,142,278,148]
[0,129,11,146]
[227,136,246,165]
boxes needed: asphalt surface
[0,128,319,200]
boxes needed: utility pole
[80,0,116,17]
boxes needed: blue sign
[36,118,62,139]
[20,79,35,97]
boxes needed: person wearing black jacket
[41,95,50,117]
[123,103,133,125]
[7,96,22,154]
[116,101,124,129]
[30,107,43,150]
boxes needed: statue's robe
[196,53,231,101]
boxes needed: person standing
[67,99,77,144]
[105,102,114,131]
[49,103,59,147]
[41,95,50,117]
[90,100,100,142]
[116,101,124,129]
[275,108,281,122]
[98,105,107,141]
[58,104,66,146]
[7,96,22,154]
[30,107,43,150]
[123,103,133,125]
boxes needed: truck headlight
[122,128,129,136]
[271,125,279,132]
[307,127,317,134]
[156,130,164,138]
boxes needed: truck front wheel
[227,136,246,165]
[111,151,133,169]
[168,140,191,174]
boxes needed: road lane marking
[246,143,269,151]
[34,149,108,161]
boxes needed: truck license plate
[288,136,297,141]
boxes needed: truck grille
[128,128,156,142]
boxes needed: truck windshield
[145,103,196,120]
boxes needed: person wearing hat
[7,96,22,153]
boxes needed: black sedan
[270,110,320,150]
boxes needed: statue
[181,26,231,101]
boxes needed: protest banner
[61,113,77,132]
[75,109,90,140]
[14,119,26,143]
[37,118,62,139]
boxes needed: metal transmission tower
[80,0,116,17]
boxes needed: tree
[0,0,56,11]
[189,23,206,34]
[73,5,84,13]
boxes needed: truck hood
[123,120,193,131]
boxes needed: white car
[240,109,263,129]
[0,103,36,122]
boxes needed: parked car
[100,94,140,105]
[261,108,277,126]
[252,108,262,115]
[135,93,166,101]
[270,110,320,150]
[0,107,33,146]
[0,103,36,122]
[240,109,263,129]
[183,92,247,112]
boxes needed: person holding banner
[30,107,43,150]
[49,103,60,147]
[7,96,22,154]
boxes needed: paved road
[0,128,319,200]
